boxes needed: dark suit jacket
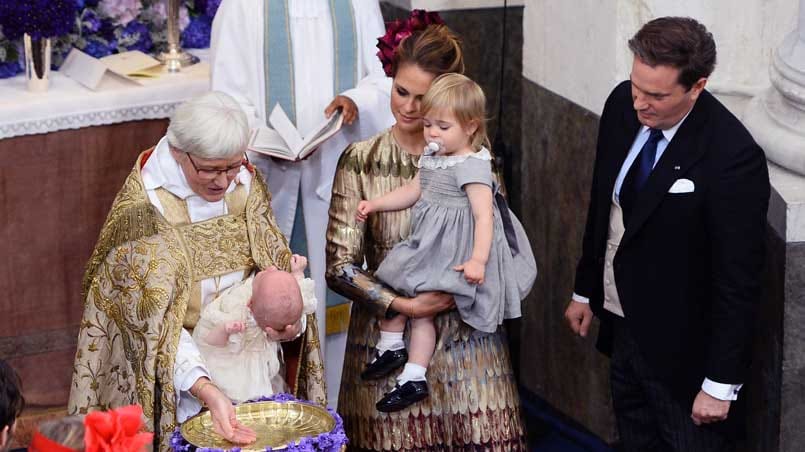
[574,81,770,400]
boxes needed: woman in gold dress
[326,22,526,451]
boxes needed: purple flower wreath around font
[170,393,347,452]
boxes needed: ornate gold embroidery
[82,151,160,302]
[246,172,292,272]
[179,214,254,280]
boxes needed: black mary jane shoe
[360,348,408,380]
[375,380,429,412]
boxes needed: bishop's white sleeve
[341,0,393,133]
[210,0,266,129]
[174,328,209,422]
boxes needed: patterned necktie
[620,128,664,218]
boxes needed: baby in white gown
[192,255,317,402]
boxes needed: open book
[248,104,344,161]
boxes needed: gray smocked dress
[375,147,537,333]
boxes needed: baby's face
[250,267,304,331]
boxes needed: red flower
[376,9,445,77]
[84,405,153,452]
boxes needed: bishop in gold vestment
[68,93,325,450]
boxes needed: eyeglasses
[186,152,249,181]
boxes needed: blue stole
[263,0,357,125]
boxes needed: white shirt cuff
[175,329,210,393]
[701,378,742,401]
[175,329,211,423]
[179,367,209,393]
[572,292,590,304]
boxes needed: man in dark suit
[564,17,770,451]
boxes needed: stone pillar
[744,0,805,175]
[742,1,805,451]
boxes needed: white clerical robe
[210,0,394,403]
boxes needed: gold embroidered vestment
[69,151,326,450]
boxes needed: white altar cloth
[0,55,211,140]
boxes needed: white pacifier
[425,141,443,155]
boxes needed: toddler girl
[356,73,537,412]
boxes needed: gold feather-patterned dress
[326,129,526,451]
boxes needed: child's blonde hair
[421,73,490,151]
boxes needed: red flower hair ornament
[29,405,153,452]
[376,9,445,77]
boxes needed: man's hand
[691,390,731,426]
[324,95,358,125]
[265,319,302,341]
[195,380,256,445]
[564,300,593,337]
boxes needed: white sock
[397,363,427,384]
[371,332,405,363]
[375,331,405,354]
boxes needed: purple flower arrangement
[0,0,223,79]
[170,393,348,452]
[181,15,212,50]
[0,0,78,40]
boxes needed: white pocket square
[668,178,695,193]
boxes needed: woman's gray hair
[166,91,250,159]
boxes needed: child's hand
[290,254,308,275]
[356,200,374,223]
[453,259,486,285]
[225,321,245,334]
